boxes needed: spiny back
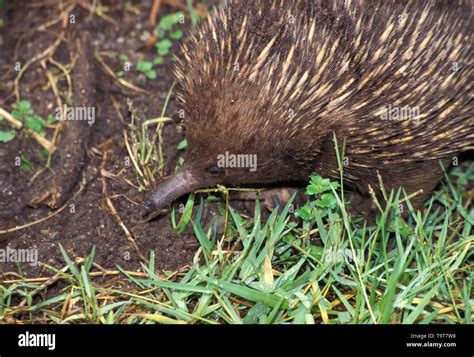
[174,0,473,168]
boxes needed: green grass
[124,82,176,189]
[1,160,472,324]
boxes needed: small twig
[0,202,68,235]
[0,107,57,153]
[145,81,176,172]
[2,269,150,285]
[17,263,72,307]
[101,152,148,264]
[111,95,126,125]
[13,7,69,102]
[77,1,119,27]
[149,0,162,27]
[123,130,147,186]
[94,52,149,94]
[40,60,65,144]
[48,57,73,104]
[12,5,72,63]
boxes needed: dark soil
[0,0,222,277]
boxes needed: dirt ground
[0,0,229,277]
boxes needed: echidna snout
[146,166,200,211]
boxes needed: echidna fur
[147,0,474,212]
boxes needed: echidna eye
[206,166,225,176]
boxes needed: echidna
[146,0,474,212]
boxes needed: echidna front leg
[229,187,306,213]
